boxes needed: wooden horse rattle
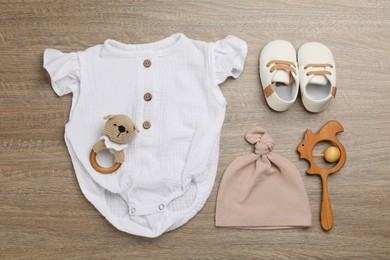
[297,120,346,231]
[90,114,139,174]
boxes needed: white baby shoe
[259,40,299,112]
[298,42,336,113]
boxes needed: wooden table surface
[1,1,389,259]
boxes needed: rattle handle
[320,175,333,231]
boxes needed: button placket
[141,55,155,134]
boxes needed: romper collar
[101,33,186,58]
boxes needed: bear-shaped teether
[90,114,139,174]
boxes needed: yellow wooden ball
[324,146,341,163]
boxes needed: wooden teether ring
[90,149,121,174]
[297,120,347,231]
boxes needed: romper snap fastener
[143,59,151,68]
[131,207,136,214]
[144,93,152,101]
[143,121,151,129]
[159,204,165,210]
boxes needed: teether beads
[313,146,341,163]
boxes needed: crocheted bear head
[103,114,139,144]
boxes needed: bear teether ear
[104,114,115,120]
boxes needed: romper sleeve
[213,35,248,85]
[43,48,80,96]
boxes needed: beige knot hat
[216,126,312,229]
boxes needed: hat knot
[245,126,274,155]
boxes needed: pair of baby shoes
[259,40,336,112]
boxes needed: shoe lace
[266,60,296,84]
[304,63,333,76]
[266,60,297,74]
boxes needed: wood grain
[297,120,347,231]
[1,0,390,259]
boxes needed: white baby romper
[43,33,247,237]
